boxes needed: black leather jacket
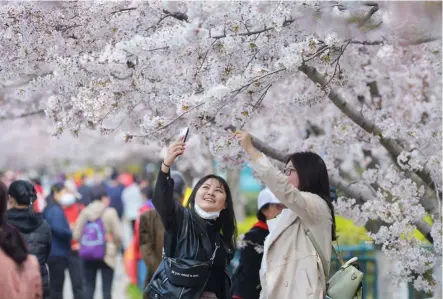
[145,169,232,299]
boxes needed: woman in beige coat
[236,131,337,299]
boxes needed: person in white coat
[235,130,337,299]
[122,175,144,234]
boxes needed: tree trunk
[376,250,409,299]
[432,255,442,299]
[226,168,246,222]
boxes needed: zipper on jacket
[224,269,232,289]
[194,240,221,299]
[178,287,185,299]
[194,236,200,259]
[194,274,211,299]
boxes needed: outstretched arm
[152,138,186,232]
[235,131,330,225]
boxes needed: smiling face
[195,178,227,213]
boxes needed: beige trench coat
[250,155,332,299]
[73,201,122,269]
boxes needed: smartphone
[183,127,189,142]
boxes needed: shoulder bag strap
[302,223,329,280]
[210,230,221,262]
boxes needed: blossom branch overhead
[1,1,441,290]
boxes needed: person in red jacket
[60,185,85,299]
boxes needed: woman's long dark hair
[0,181,28,265]
[186,175,238,253]
[287,152,337,241]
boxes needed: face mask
[59,193,77,207]
[194,203,221,220]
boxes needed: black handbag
[162,212,221,288]
[163,242,219,288]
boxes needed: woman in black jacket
[7,180,52,299]
[145,138,237,299]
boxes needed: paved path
[63,254,130,299]
[64,220,133,299]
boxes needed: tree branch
[359,5,379,27]
[54,24,82,32]
[162,9,189,23]
[298,64,441,199]
[212,18,296,39]
[110,7,137,15]
[130,102,205,138]
[351,40,384,45]
[240,131,434,243]
[0,109,46,121]
[232,68,286,93]
[226,125,289,162]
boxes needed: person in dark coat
[105,170,125,219]
[145,138,237,299]
[77,175,93,206]
[139,171,186,299]
[7,180,52,299]
[43,182,75,299]
[230,188,284,299]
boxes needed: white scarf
[194,203,220,220]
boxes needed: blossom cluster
[0,1,441,291]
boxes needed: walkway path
[64,220,133,299]
[63,255,130,299]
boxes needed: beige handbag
[303,225,363,299]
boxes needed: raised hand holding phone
[161,129,188,173]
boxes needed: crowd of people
[0,168,152,299]
[0,130,343,299]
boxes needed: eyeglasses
[283,167,296,176]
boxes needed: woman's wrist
[247,146,263,162]
[161,160,171,174]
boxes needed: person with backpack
[73,184,122,299]
[7,180,52,299]
[230,188,284,299]
[0,181,43,299]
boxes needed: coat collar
[265,209,298,250]
[252,220,269,231]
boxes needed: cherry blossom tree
[1,1,442,293]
